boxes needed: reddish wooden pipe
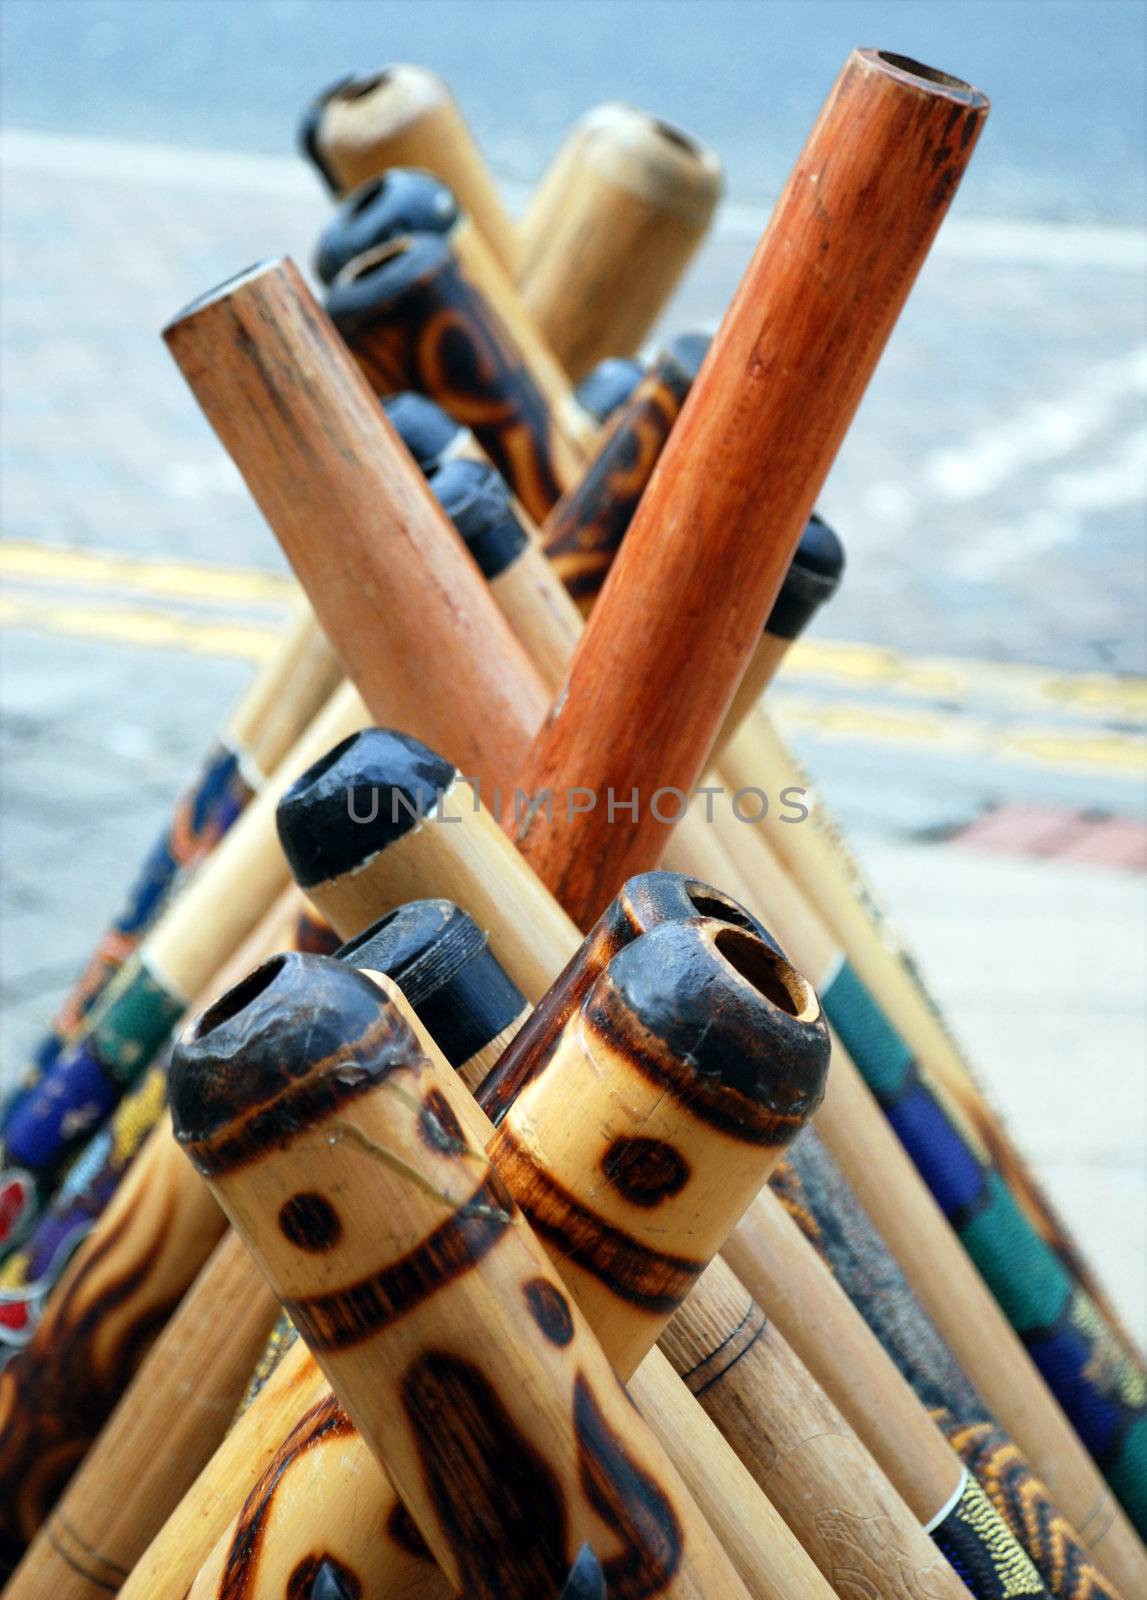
[509,49,987,924]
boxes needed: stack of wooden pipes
[0,47,1144,1600]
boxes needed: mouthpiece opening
[194,952,290,1039]
[653,116,703,157]
[336,70,391,103]
[685,888,760,935]
[714,927,814,1020]
[876,52,972,92]
[348,177,385,215]
[342,236,412,280]
[327,234,449,332]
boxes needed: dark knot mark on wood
[524,1277,575,1347]
[279,1192,343,1253]
[601,1136,690,1209]
[419,1088,467,1155]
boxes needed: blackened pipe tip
[662,331,711,385]
[574,358,645,425]
[276,728,456,890]
[428,458,527,580]
[589,919,830,1139]
[170,951,415,1170]
[610,871,783,954]
[297,75,356,191]
[383,393,461,473]
[765,512,846,641]
[338,900,526,1068]
[316,169,460,284]
[326,234,452,334]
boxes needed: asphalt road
[2,0,1145,223]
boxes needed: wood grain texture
[304,64,519,275]
[162,257,548,792]
[661,1255,967,1599]
[510,50,987,924]
[328,236,582,520]
[517,103,723,380]
[169,957,753,1600]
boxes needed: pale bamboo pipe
[0,884,310,1560]
[170,955,756,1600]
[300,63,520,276]
[511,51,988,921]
[327,234,582,520]
[315,168,597,460]
[163,256,551,779]
[517,103,724,380]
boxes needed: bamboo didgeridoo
[5,899,529,1600]
[573,356,646,425]
[273,740,1048,1592]
[327,234,582,521]
[162,256,551,774]
[0,608,341,1249]
[315,169,597,459]
[0,682,370,1260]
[168,956,760,1600]
[0,884,311,1562]
[510,51,989,922]
[299,64,520,276]
[516,103,724,381]
[771,1128,1127,1600]
[542,333,711,613]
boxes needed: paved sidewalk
[1,130,1144,1343]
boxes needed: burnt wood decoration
[315,168,596,461]
[169,954,753,1600]
[542,334,710,612]
[510,50,988,924]
[299,64,520,276]
[327,233,582,520]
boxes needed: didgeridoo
[543,332,711,613]
[315,168,597,460]
[0,607,340,1248]
[299,64,520,276]
[170,934,825,1600]
[274,736,1052,1595]
[327,234,581,521]
[4,900,528,1600]
[517,103,724,381]
[510,50,989,919]
[770,1129,1125,1600]
[0,886,312,1563]
[169,957,755,1600]
[573,355,645,424]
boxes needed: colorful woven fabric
[821,958,1147,1533]
[774,1131,1122,1599]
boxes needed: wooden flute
[169,952,758,1600]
